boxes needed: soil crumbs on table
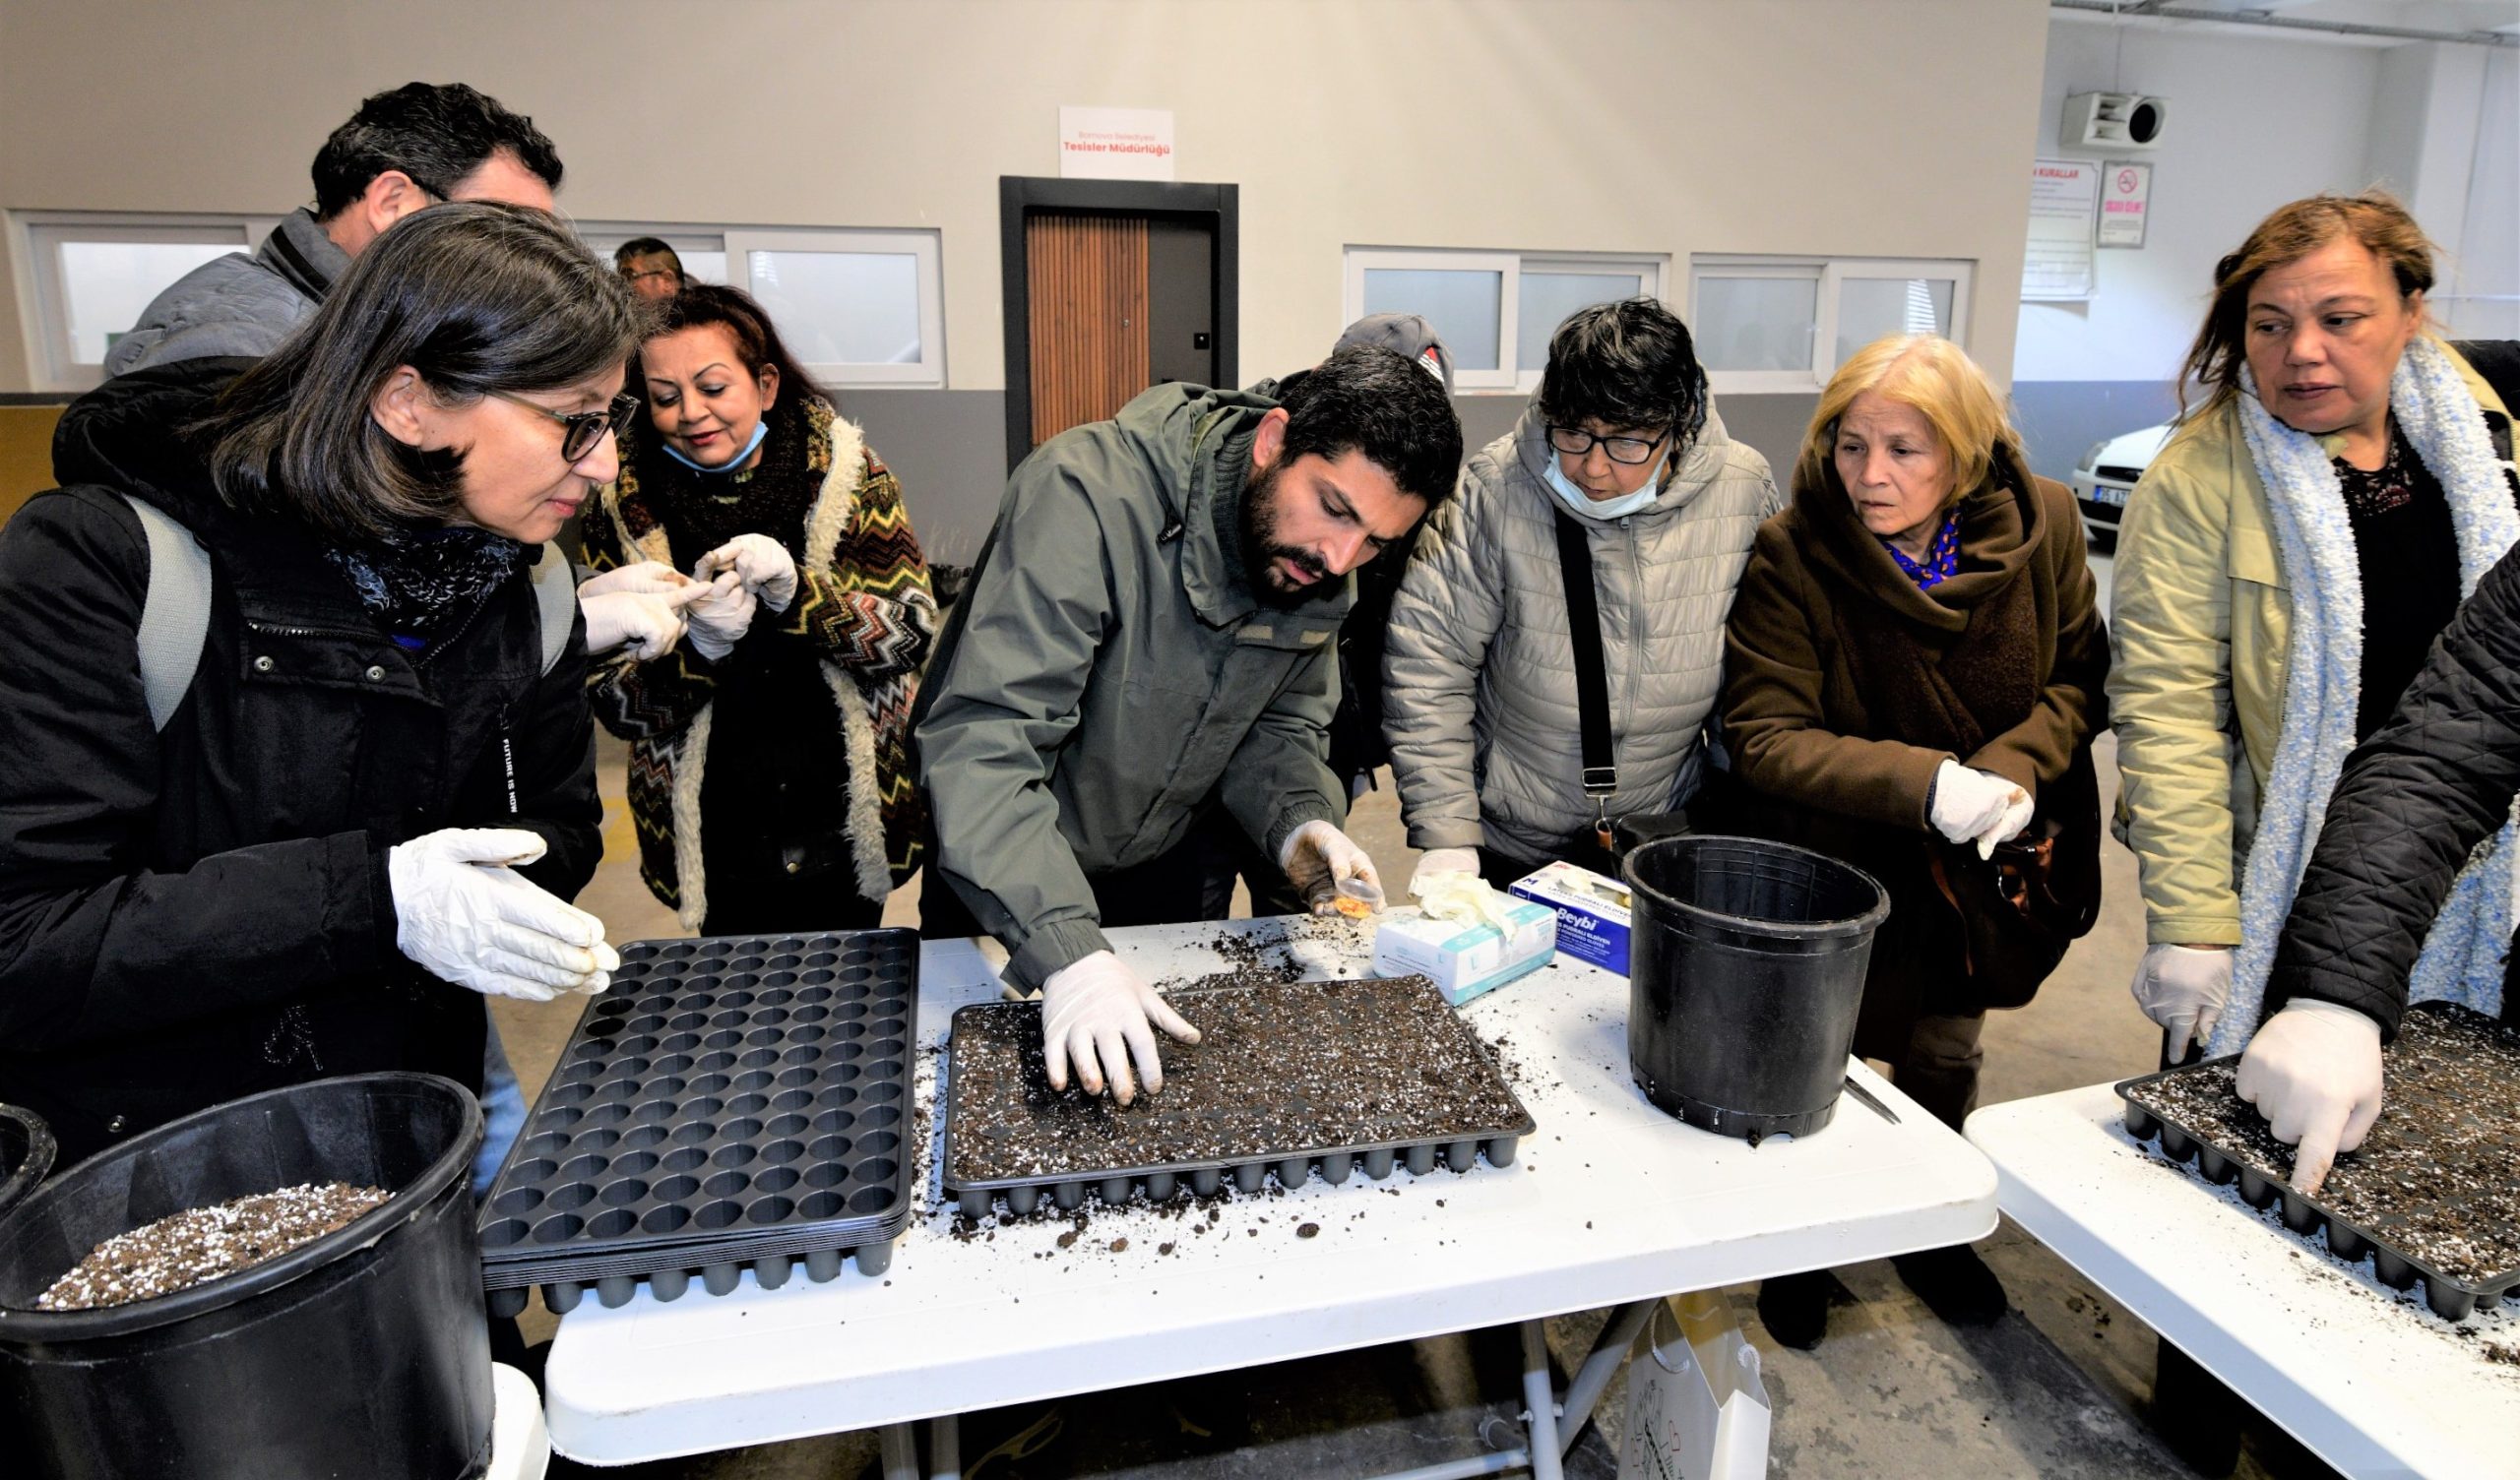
[2127,1003,2520,1286]
[37,1182,389,1311]
[945,974,1531,1185]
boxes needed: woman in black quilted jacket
[2261,536,2520,1197]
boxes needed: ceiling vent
[2061,92,2168,151]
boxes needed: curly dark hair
[1271,344,1464,507]
[1536,298,1710,456]
[311,82,563,220]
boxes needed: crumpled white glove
[681,571,756,661]
[2236,999,2385,1197]
[697,533,799,613]
[1040,950,1202,1105]
[2129,943,2234,1062]
[580,589,696,661]
[388,829,618,1003]
[1280,820,1381,916]
[1927,759,2034,859]
[1408,847,1482,899]
[576,561,694,600]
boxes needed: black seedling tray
[476,928,919,1313]
[2116,1002,2520,1322]
[942,975,1535,1219]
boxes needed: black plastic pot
[0,1074,488,1480]
[0,1105,55,1221]
[1624,835,1889,1142]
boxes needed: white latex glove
[1279,820,1380,916]
[681,571,756,661]
[1408,847,1482,899]
[2129,943,2235,1061]
[697,533,799,613]
[1927,759,2033,859]
[576,561,694,600]
[2235,999,2385,1197]
[1040,950,1202,1105]
[388,829,619,1003]
[580,588,698,661]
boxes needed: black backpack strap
[1550,510,1616,850]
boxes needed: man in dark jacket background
[103,81,563,376]
[917,346,1462,1105]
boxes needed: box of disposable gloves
[1372,874,1556,1007]
[1507,861,1633,976]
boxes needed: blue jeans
[475,1013,527,1198]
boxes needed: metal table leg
[879,1420,919,1480]
[905,1295,1670,1480]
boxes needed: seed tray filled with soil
[37,1181,387,1312]
[943,974,1535,1218]
[475,928,920,1315]
[2117,1001,2520,1321]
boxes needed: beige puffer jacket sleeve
[1382,443,1512,851]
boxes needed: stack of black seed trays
[2117,1002,2520,1322]
[943,975,1536,1218]
[477,929,919,1314]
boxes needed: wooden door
[1026,213,1150,446]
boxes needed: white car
[2072,422,2174,545]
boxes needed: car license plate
[2090,483,2129,508]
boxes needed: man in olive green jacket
[917,347,1462,1103]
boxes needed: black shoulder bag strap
[1550,510,1618,852]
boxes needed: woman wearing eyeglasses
[1722,334,2108,1346]
[0,203,632,1167]
[580,283,937,937]
[1386,297,1778,890]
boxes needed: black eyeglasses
[1545,424,1670,465]
[486,390,641,463]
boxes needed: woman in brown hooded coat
[1721,334,2108,1345]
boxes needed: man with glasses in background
[104,82,564,376]
[1384,297,1779,890]
[613,238,686,303]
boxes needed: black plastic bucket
[0,1074,488,1480]
[0,1105,55,1221]
[1624,835,1889,1141]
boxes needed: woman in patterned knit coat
[583,284,936,935]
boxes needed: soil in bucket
[0,1073,488,1480]
[1623,835,1889,1142]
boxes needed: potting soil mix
[35,1182,388,1311]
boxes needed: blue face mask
[1543,449,1664,522]
[660,418,769,474]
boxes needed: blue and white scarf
[2213,336,2520,1053]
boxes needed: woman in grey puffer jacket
[1385,298,1779,889]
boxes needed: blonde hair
[1796,335,2023,504]
[2179,191,2434,419]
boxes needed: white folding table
[1968,1084,2520,1480]
[543,916,1999,1474]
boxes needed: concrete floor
[492,549,2350,1478]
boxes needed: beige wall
[0,0,2048,394]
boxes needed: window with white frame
[1689,256,1974,394]
[580,224,945,388]
[1341,248,1669,392]
[14,213,947,392]
[15,214,286,390]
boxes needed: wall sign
[2098,161,2153,249]
[1058,106,1175,181]
[2023,158,2100,301]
